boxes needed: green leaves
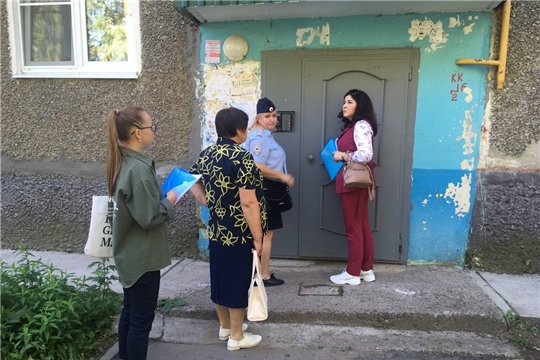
[504,310,540,352]
[1,247,122,359]
[157,297,186,313]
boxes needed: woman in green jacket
[106,106,178,360]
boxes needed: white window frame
[7,0,141,79]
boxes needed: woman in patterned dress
[189,107,267,351]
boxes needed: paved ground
[2,250,539,359]
[138,341,513,360]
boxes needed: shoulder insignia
[252,141,263,156]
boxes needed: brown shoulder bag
[343,161,375,201]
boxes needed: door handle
[307,154,315,161]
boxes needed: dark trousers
[118,271,160,360]
[341,189,374,276]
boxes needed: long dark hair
[338,89,378,136]
[106,106,146,197]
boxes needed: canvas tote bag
[84,196,114,258]
[247,251,268,321]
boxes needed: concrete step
[161,261,507,335]
[134,317,518,359]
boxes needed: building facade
[2,0,538,273]
[1,0,202,257]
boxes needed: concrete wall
[468,1,540,274]
[196,11,494,265]
[1,1,202,258]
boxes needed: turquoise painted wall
[198,12,493,265]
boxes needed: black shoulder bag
[263,178,293,214]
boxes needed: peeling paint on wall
[199,10,494,265]
[444,174,472,217]
[201,61,260,149]
[449,15,462,28]
[456,110,477,155]
[463,22,476,35]
[460,158,475,170]
[449,15,478,35]
[408,18,448,52]
[296,22,330,46]
[478,96,493,168]
[462,86,474,103]
[422,194,434,206]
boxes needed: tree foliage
[86,0,128,62]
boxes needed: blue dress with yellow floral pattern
[190,137,267,308]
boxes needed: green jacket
[112,147,174,288]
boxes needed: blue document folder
[320,138,343,181]
[162,168,202,205]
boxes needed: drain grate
[298,284,343,296]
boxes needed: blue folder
[319,138,343,181]
[162,168,201,205]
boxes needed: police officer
[243,98,295,287]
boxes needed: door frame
[261,48,419,264]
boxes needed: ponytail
[106,110,122,197]
[106,106,146,197]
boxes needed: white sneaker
[330,270,360,285]
[360,270,375,282]
[219,323,248,340]
[227,332,262,351]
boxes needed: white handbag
[247,251,268,321]
[84,196,114,258]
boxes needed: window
[7,0,141,78]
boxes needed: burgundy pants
[341,189,374,276]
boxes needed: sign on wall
[205,40,221,63]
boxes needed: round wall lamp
[223,35,248,62]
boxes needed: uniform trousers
[341,188,374,276]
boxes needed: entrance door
[262,49,418,263]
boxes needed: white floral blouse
[351,120,374,163]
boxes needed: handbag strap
[252,251,261,279]
[365,165,375,202]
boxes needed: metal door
[262,49,418,263]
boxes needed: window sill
[11,72,140,79]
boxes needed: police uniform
[243,128,287,230]
[244,128,287,174]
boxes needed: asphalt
[1,250,539,359]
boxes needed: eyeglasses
[131,124,157,135]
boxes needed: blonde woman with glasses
[106,106,181,360]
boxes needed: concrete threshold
[102,317,517,360]
[174,319,517,357]
[162,261,507,335]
